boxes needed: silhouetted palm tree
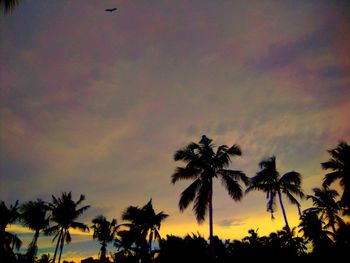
[92,215,118,262]
[306,187,344,233]
[322,141,350,215]
[37,254,53,263]
[46,192,90,263]
[0,0,22,14]
[0,201,21,253]
[246,156,304,229]
[20,199,50,261]
[120,199,168,262]
[172,135,248,252]
[298,210,333,254]
[114,229,139,263]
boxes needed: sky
[1,0,350,261]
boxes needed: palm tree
[306,187,344,233]
[92,215,118,262]
[20,199,50,260]
[114,229,139,263]
[322,141,350,215]
[298,210,334,254]
[0,200,21,252]
[37,254,53,263]
[120,199,168,262]
[246,156,304,229]
[46,192,90,263]
[172,135,248,252]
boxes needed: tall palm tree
[120,199,168,262]
[92,215,118,262]
[322,141,350,215]
[46,192,90,263]
[172,135,248,261]
[0,200,21,252]
[20,199,50,260]
[306,187,344,233]
[246,156,304,229]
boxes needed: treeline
[0,138,349,263]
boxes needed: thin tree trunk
[28,229,40,260]
[53,230,63,263]
[57,229,66,263]
[278,190,290,230]
[209,177,214,263]
[101,241,106,262]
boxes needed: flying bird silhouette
[105,8,117,12]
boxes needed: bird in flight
[105,8,117,12]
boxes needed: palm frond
[122,206,140,222]
[76,194,86,206]
[284,191,301,206]
[219,169,249,185]
[214,145,231,168]
[75,205,91,218]
[174,143,200,162]
[65,231,72,244]
[193,181,211,223]
[71,221,89,232]
[282,184,304,199]
[280,171,302,185]
[155,212,169,224]
[322,171,342,187]
[179,178,201,211]
[226,144,242,156]
[171,166,200,184]
[321,159,343,171]
[220,173,243,201]
[267,193,277,219]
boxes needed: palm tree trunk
[278,190,290,230]
[28,229,40,260]
[53,230,63,263]
[209,177,214,263]
[101,241,107,262]
[57,229,66,263]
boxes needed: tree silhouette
[20,199,50,261]
[91,215,118,262]
[172,135,248,258]
[306,187,344,233]
[0,200,21,260]
[46,192,90,263]
[158,233,210,263]
[114,229,139,263]
[322,141,350,215]
[120,199,168,262]
[36,254,53,263]
[298,210,333,255]
[246,156,304,229]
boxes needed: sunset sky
[1,0,350,260]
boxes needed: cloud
[216,218,245,228]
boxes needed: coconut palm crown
[322,141,350,215]
[246,156,304,229]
